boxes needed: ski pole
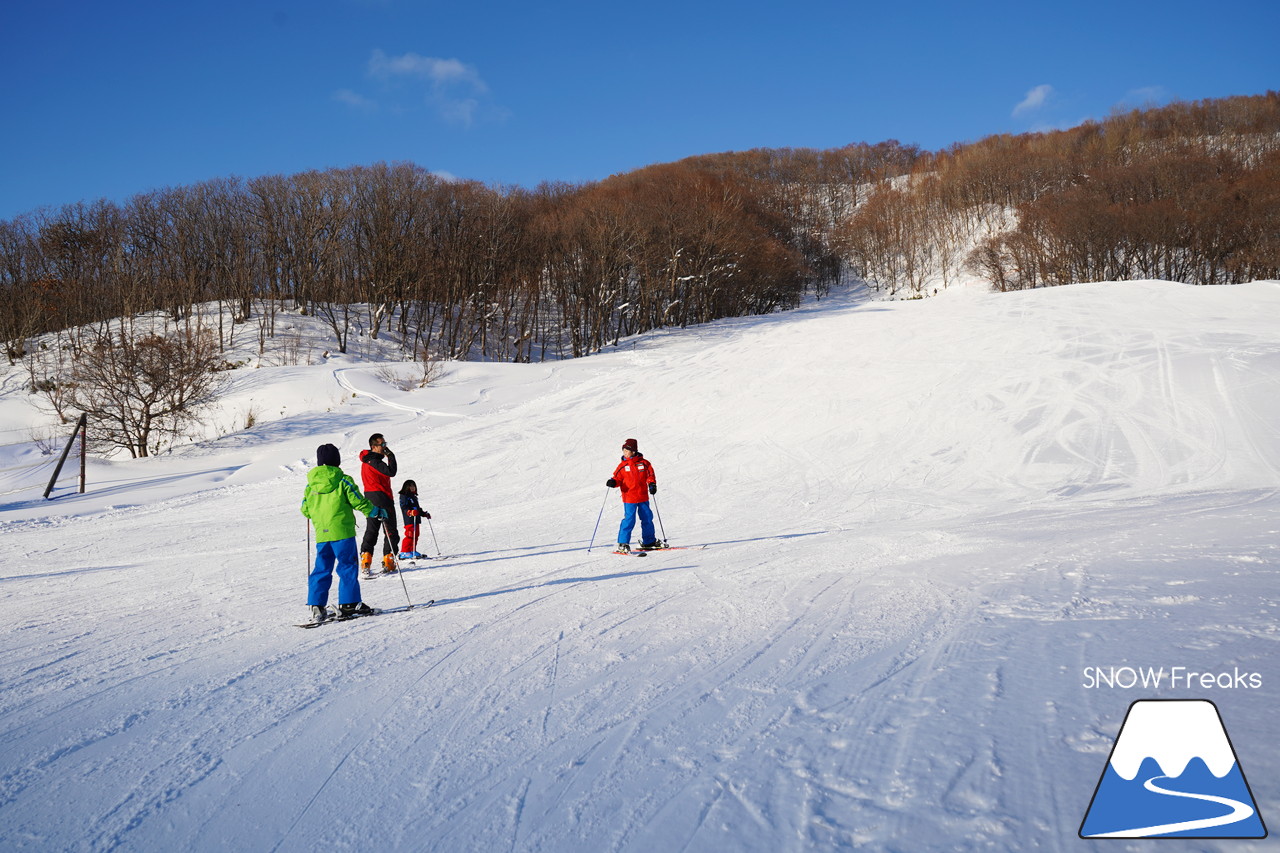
[380,514,401,572]
[305,520,311,581]
[382,515,413,609]
[426,517,441,557]
[586,486,610,552]
[651,493,668,546]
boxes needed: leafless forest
[2,92,1277,370]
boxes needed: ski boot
[338,602,381,618]
[639,541,663,550]
[381,554,398,573]
[309,605,330,624]
[616,543,631,553]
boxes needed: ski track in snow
[0,280,1278,851]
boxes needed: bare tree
[63,328,228,457]
[0,216,47,363]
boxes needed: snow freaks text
[1082,666,1263,690]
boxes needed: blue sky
[2,0,1277,220]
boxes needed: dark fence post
[45,413,87,500]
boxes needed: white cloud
[370,51,486,90]
[438,98,481,127]
[1013,84,1054,116]
[333,88,377,111]
[362,50,492,126]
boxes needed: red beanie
[621,438,638,452]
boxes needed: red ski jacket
[359,448,397,496]
[612,454,656,504]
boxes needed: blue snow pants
[309,537,362,607]
[618,501,656,546]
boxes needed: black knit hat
[316,443,341,467]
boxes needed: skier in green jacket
[300,443,388,623]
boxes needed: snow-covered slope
[1,280,1277,851]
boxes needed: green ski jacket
[301,465,375,542]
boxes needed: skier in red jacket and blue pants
[607,438,659,552]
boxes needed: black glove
[649,483,657,495]
[423,511,431,520]
[606,478,618,488]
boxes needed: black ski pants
[360,491,396,555]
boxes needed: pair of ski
[361,556,439,578]
[362,569,400,579]
[296,599,435,629]
[611,544,707,557]
[397,556,442,567]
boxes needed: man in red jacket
[606,438,659,552]
[359,433,398,573]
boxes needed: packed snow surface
[1,280,1277,851]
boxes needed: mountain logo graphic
[1080,699,1267,839]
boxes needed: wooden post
[79,417,86,494]
[44,413,88,500]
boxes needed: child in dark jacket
[398,479,431,559]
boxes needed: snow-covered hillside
[1,280,1277,851]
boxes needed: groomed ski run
[1,280,1277,851]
